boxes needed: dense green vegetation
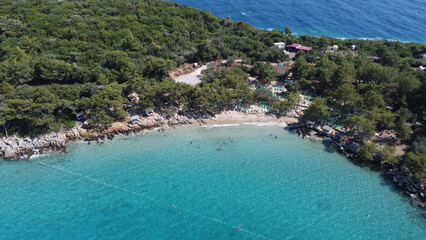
[292,43,426,182]
[0,0,425,182]
[0,0,289,135]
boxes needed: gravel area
[173,65,207,86]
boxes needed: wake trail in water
[37,161,273,240]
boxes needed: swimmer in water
[190,141,193,144]
[217,147,222,150]
[198,144,200,148]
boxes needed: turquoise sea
[0,125,425,239]
[170,0,426,43]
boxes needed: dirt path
[173,65,207,86]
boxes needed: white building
[274,42,286,49]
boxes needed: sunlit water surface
[171,0,426,43]
[0,125,424,239]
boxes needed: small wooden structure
[272,65,288,80]
[306,120,315,129]
[123,103,133,112]
[345,141,361,153]
[322,125,333,135]
[83,120,90,128]
[333,131,345,142]
[75,111,85,121]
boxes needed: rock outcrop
[387,164,425,208]
[292,119,426,209]
[0,132,67,160]
[0,113,193,161]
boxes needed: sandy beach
[200,110,298,126]
[0,109,299,160]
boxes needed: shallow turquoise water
[0,125,424,239]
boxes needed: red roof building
[286,43,312,52]
[286,43,301,48]
[297,46,312,51]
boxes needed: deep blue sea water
[170,0,426,43]
[0,125,425,239]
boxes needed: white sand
[199,110,298,126]
[174,65,207,86]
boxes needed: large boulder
[3,146,17,160]
[66,128,81,140]
[17,138,34,149]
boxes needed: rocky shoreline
[1,111,424,209]
[0,109,296,161]
[287,121,426,209]
[0,112,194,161]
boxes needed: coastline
[2,125,424,239]
[0,110,298,161]
[0,110,424,209]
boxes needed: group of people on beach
[225,102,273,115]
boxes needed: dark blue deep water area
[171,0,426,43]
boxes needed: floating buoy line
[38,161,272,240]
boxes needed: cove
[0,125,424,239]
